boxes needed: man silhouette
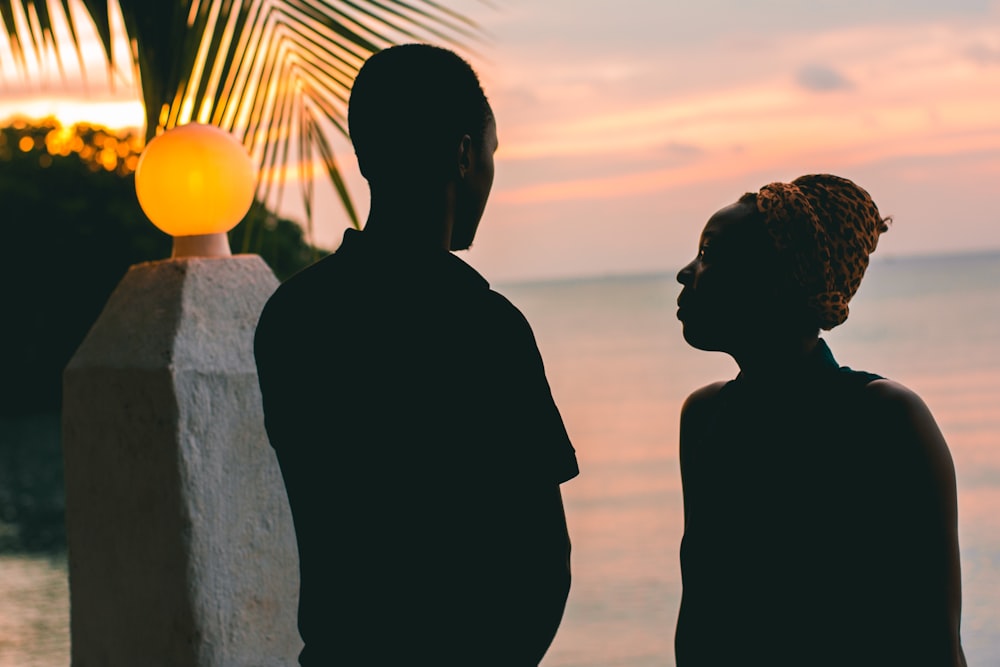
[254,44,579,667]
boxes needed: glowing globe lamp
[135,123,256,258]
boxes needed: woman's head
[677,174,889,352]
[754,174,889,330]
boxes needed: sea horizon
[496,246,1000,291]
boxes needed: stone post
[62,254,301,666]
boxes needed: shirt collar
[337,228,489,290]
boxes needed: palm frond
[0,0,485,241]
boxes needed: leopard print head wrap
[754,174,890,330]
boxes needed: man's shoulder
[476,288,535,330]
[255,251,350,342]
[263,247,360,309]
[480,286,521,312]
[277,249,344,293]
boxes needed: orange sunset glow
[4,1,1000,281]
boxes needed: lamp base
[63,255,300,665]
[172,232,232,258]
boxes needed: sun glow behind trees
[0,116,142,174]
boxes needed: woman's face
[676,200,785,353]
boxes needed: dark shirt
[676,340,952,665]
[254,228,578,666]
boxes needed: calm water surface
[504,252,1000,667]
[1,252,997,666]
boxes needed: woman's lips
[677,293,692,319]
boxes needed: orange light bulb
[135,123,256,257]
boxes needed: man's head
[349,44,493,188]
[349,44,496,250]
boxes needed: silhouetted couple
[255,44,967,666]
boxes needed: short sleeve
[480,291,579,485]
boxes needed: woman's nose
[677,260,694,286]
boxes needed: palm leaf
[0,0,484,241]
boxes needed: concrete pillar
[62,255,301,666]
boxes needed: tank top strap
[836,366,883,389]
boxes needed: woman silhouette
[674,174,967,666]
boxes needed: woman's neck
[730,333,821,384]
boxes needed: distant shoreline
[498,247,1000,290]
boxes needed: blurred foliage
[0,117,328,417]
[0,0,480,241]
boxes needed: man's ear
[456,134,473,179]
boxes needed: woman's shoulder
[682,381,730,409]
[680,381,730,426]
[862,378,937,421]
[860,378,956,470]
[679,382,730,468]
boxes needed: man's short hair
[348,43,491,186]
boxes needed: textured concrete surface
[63,255,301,666]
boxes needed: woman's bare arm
[866,378,967,667]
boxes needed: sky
[3,0,1000,282]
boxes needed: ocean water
[503,251,1000,667]
[1,251,997,666]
